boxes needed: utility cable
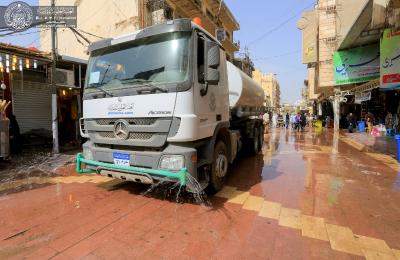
[70,28,87,48]
[0,21,49,36]
[248,1,315,46]
[69,27,91,46]
[77,29,104,39]
[253,49,301,61]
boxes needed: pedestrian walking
[326,115,332,128]
[294,113,301,132]
[9,114,22,154]
[272,113,277,128]
[285,113,290,129]
[365,112,374,133]
[263,112,270,133]
[290,113,296,129]
[346,113,356,133]
[300,113,307,131]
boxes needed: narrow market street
[1,128,400,259]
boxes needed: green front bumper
[76,153,187,186]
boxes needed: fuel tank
[227,61,265,113]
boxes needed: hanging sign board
[380,29,400,89]
[0,2,77,31]
[333,44,380,85]
[355,91,372,104]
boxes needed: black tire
[249,127,259,155]
[258,126,264,151]
[208,141,228,193]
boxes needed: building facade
[253,70,281,112]
[332,0,400,131]
[299,0,400,130]
[40,0,240,61]
[298,0,337,119]
[0,44,86,148]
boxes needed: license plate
[113,152,130,166]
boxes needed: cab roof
[88,19,222,53]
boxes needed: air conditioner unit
[54,68,75,87]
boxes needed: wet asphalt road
[0,128,400,259]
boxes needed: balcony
[167,0,239,32]
[222,38,239,53]
[207,0,240,31]
[167,0,202,17]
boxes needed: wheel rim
[215,152,228,178]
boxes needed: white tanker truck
[77,19,266,192]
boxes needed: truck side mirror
[205,41,220,85]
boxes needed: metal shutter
[12,80,52,134]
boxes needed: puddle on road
[327,177,344,206]
[0,152,75,182]
[360,170,381,176]
[0,152,75,195]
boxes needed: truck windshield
[85,32,190,95]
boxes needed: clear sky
[225,0,314,104]
[1,0,312,103]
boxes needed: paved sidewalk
[0,128,400,259]
[341,131,398,158]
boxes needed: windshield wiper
[137,85,168,94]
[120,78,153,84]
[87,83,114,97]
[119,78,168,94]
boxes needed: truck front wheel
[208,141,228,193]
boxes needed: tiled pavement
[216,185,399,259]
[0,128,400,259]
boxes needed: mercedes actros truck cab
[77,19,265,192]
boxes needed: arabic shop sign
[333,44,380,85]
[381,29,400,89]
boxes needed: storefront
[333,43,381,129]
[0,44,52,150]
[55,56,86,149]
[0,44,86,151]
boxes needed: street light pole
[51,0,59,154]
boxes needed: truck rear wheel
[250,127,259,155]
[208,141,228,193]
[258,125,264,151]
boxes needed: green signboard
[381,29,400,89]
[333,44,380,85]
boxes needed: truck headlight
[159,155,185,171]
[82,147,93,160]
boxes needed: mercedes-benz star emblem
[113,120,129,140]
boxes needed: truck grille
[95,118,159,125]
[85,117,175,148]
[98,131,154,140]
